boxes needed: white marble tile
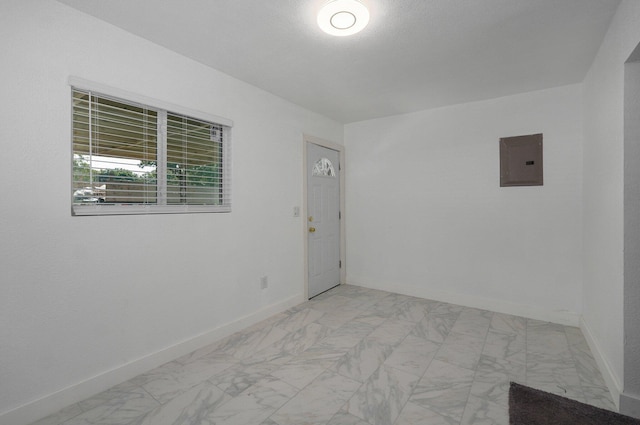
[582,385,617,411]
[131,382,230,425]
[460,395,509,425]
[435,331,485,370]
[352,312,391,327]
[61,387,159,425]
[255,322,332,360]
[490,313,526,336]
[325,409,372,425]
[205,377,298,425]
[410,312,458,344]
[410,359,475,422]
[566,338,608,388]
[395,401,459,425]
[316,321,376,351]
[76,379,141,412]
[321,284,356,296]
[573,351,607,387]
[174,340,225,365]
[346,364,419,425]
[208,357,288,397]
[388,298,428,323]
[450,308,493,338]
[328,287,388,310]
[366,318,415,346]
[289,345,346,370]
[527,336,573,361]
[217,324,290,360]
[270,370,361,425]
[241,351,293,369]
[272,308,325,333]
[564,326,595,357]
[526,351,584,401]
[383,334,439,377]
[527,319,566,333]
[428,301,464,316]
[262,311,296,327]
[307,295,360,313]
[527,320,573,360]
[366,294,406,317]
[307,289,335,301]
[128,361,183,387]
[334,338,394,383]
[333,285,388,301]
[482,329,525,365]
[270,361,327,389]
[29,403,83,425]
[312,369,363,398]
[477,354,526,377]
[564,325,586,342]
[142,354,237,403]
[28,286,618,425]
[470,355,526,408]
[315,307,364,329]
[562,327,614,409]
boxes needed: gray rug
[509,382,640,425]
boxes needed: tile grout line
[457,309,495,425]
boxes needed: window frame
[69,77,233,216]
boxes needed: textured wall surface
[582,0,640,405]
[0,1,342,423]
[345,84,584,323]
[623,50,640,417]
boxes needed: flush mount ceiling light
[317,0,370,36]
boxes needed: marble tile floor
[31,285,616,425]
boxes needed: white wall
[623,53,640,418]
[582,0,640,410]
[344,84,584,324]
[0,1,342,423]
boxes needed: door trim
[303,134,346,300]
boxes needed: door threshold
[309,283,341,300]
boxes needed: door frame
[303,134,346,300]
[622,43,640,417]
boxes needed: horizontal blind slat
[72,87,231,212]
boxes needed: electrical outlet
[260,276,268,289]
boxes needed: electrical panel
[500,133,543,187]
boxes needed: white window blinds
[71,86,231,215]
[166,113,227,206]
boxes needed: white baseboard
[1,294,305,425]
[620,392,640,418]
[347,278,626,413]
[346,277,581,326]
[580,317,623,410]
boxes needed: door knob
[309,227,316,233]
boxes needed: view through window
[72,88,230,215]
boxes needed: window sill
[72,204,231,216]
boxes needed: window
[312,157,336,177]
[71,81,231,215]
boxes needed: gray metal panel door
[307,143,340,298]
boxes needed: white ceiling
[56,0,620,123]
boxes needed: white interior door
[307,142,340,298]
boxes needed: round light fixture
[317,0,370,36]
